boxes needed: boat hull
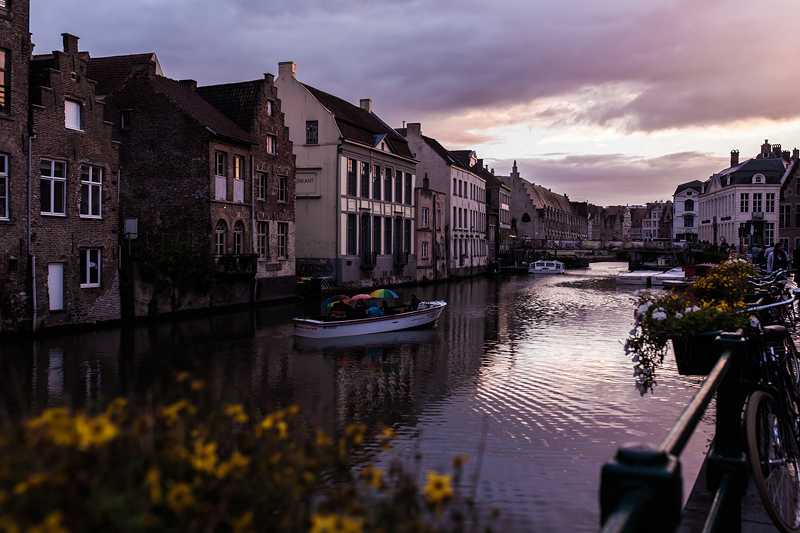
[293,302,447,339]
[528,260,566,274]
[615,270,662,285]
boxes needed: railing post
[705,329,748,533]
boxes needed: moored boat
[615,270,662,285]
[650,267,686,287]
[528,260,565,274]
[293,301,447,339]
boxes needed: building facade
[400,124,487,277]
[672,181,703,241]
[275,62,417,288]
[414,176,447,281]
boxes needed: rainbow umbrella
[323,295,350,307]
[370,289,399,299]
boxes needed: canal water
[0,262,713,532]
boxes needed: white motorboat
[650,268,686,287]
[293,301,447,339]
[615,270,662,285]
[528,260,565,274]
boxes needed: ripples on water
[0,262,712,532]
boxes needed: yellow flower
[215,450,251,479]
[145,467,162,503]
[309,514,337,533]
[191,440,218,474]
[230,510,254,533]
[423,471,453,503]
[158,400,197,426]
[190,380,205,391]
[0,515,20,533]
[165,483,194,516]
[104,398,128,418]
[176,371,192,383]
[345,424,366,445]
[74,414,119,450]
[359,464,384,489]
[224,404,249,424]
[27,512,68,533]
[315,429,332,447]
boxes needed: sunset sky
[31,0,800,206]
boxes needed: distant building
[698,141,795,248]
[414,175,447,281]
[642,202,672,240]
[672,181,703,241]
[474,161,511,265]
[275,62,417,288]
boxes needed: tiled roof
[715,157,787,185]
[302,84,414,160]
[150,76,256,144]
[674,180,704,195]
[196,80,261,132]
[419,135,472,172]
[87,53,162,96]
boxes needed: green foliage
[136,245,217,294]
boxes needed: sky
[30,0,800,206]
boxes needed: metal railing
[600,329,749,533]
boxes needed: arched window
[521,212,531,223]
[233,220,244,255]
[511,218,517,230]
[215,220,227,256]
[684,199,694,211]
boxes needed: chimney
[406,123,421,137]
[730,150,739,166]
[278,61,296,79]
[264,73,274,83]
[179,79,197,91]
[423,173,429,189]
[360,99,372,113]
[761,139,771,158]
[491,168,495,175]
[62,33,79,55]
[794,148,799,161]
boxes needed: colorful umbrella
[323,295,350,307]
[370,289,399,299]
[347,294,372,301]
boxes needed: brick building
[414,175,447,281]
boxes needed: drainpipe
[28,132,36,331]
[251,154,256,303]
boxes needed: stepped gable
[302,83,414,160]
[196,80,261,132]
[86,53,162,96]
[148,75,256,145]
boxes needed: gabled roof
[86,53,163,96]
[302,84,414,159]
[419,134,473,173]
[150,76,256,144]
[674,180,704,195]
[196,80,261,132]
[714,157,787,186]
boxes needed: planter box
[671,331,721,375]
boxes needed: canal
[0,262,713,532]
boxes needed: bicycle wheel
[746,390,800,533]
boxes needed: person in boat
[367,300,383,317]
[767,242,790,272]
[329,301,347,319]
[353,299,368,319]
[407,294,421,311]
[380,300,395,315]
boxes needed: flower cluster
[0,373,495,532]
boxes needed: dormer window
[753,173,765,184]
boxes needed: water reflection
[0,263,712,532]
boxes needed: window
[753,193,762,213]
[306,121,318,144]
[233,155,244,180]
[257,172,267,200]
[266,101,273,116]
[347,158,357,196]
[278,176,287,202]
[0,154,7,219]
[459,180,462,197]
[766,193,775,213]
[373,217,381,256]
[453,178,457,195]
[394,217,402,255]
[266,135,277,155]
[421,242,428,259]
[395,169,402,204]
[684,215,694,228]
[384,216,392,254]
[453,207,457,228]
[765,222,775,245]
[216,152,227,177]
[373,164,381,199]
[359,214,371,255]
[120,110,131,129]
[522,212,531,223]
[65,100,82,130]
[347,214,357,255]
[360,162,370,198]
[0,49,7,114]
[684,199,694,211]
[405,173,412,205]
[215,220,227,255]
[421,207,429,228]
[257,221,268,258]
[780,205,791,229]
[436,210,441,230]
[740,193,749,212]
[233,220,244,254]
[124,217,138,241]
[277,222,288,259]
[48,263,64,311]
[41,159,66,215]
[80,248,101,288]
[404,219,411,254]
[80,165,102,218]
[384,167,392,201]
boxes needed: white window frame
[233,220,244,255]
[215,152,227,177]
[257,221,269,258]
[766,193,775,213]
[421,207,429,228]
[0,153,7,220]
[257,172,267,200]
[65,99,82,131]
[421,241,429,259]
[267,135,277,155]
[215,220,227,256]
[41,158,67,216]
[277,222,288,259]
[80,248,101,288]
[233,155,244,180]
[80,165,103,218]
[278,175,287,203]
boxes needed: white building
[672,181,702,241]
[274,62,418,287]
[400,124,487,276]
[698,146,793,248]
